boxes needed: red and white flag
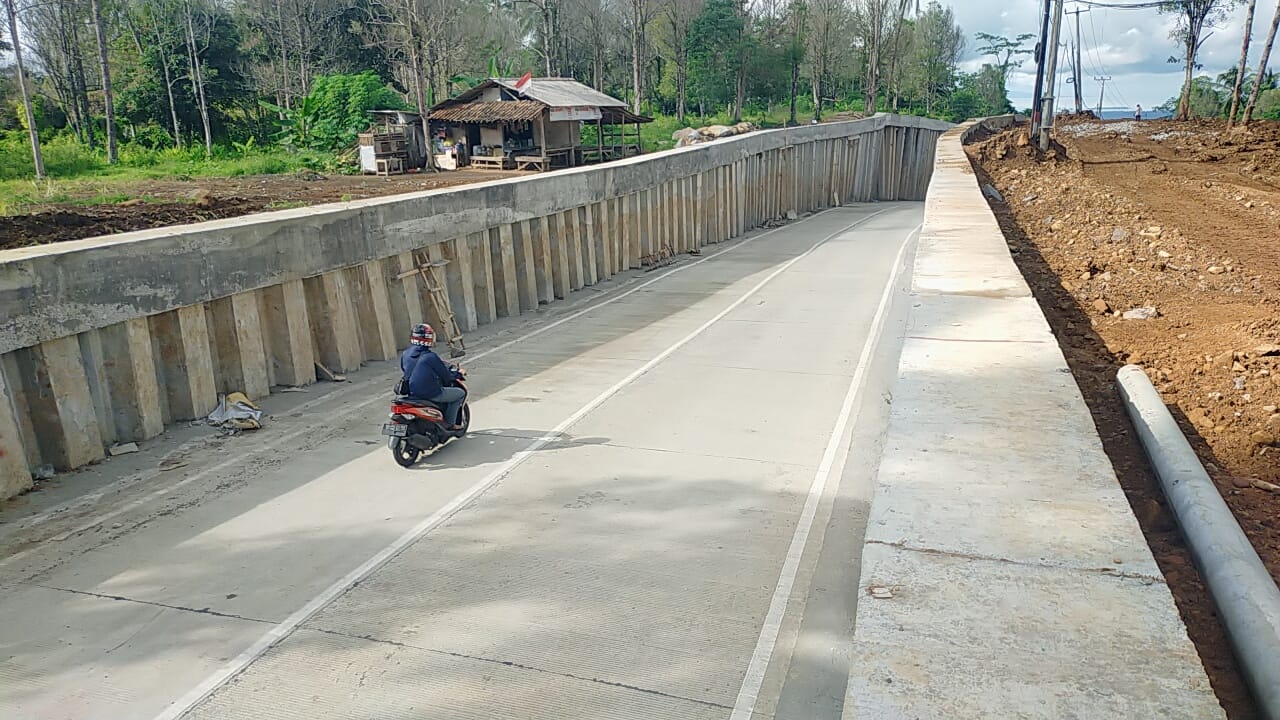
[514,72,532,91]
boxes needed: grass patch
[0,130,338,212]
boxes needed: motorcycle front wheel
[389,437,422,468]
[455,404,471,436]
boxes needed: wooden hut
[428,77,651,171]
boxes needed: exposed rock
[1092,299,1111,314]
[1122,307,1159,320]
[1230,475,1256,489]
[1251,430,1277,446]
[1208,265,1226,274]
[982,184,1004,202]
[671,127,699,143]
[1137,498,1177,532]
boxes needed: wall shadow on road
[8,472,814,719]
[972,162,1259,720]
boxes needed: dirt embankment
[969,118,1280,720]
[0,169,525,251]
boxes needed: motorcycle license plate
[381,423,408,437]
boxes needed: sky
[951,0,1280,112]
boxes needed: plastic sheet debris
[108,442,140,456]
[207,392,263,431]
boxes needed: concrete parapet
[0,113,951,497]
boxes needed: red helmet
[410,323,435,347]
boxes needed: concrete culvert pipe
[1116,364,1280,720]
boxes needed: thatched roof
[429,78,652,125]
[429,100,545,124]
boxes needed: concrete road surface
[0,203,921,720]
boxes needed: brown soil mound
[0,199,261,249]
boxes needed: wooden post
[596,118,603,162]
[538,113,547,170]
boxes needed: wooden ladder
[398,253,466,358]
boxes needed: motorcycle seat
[395,397,440,409]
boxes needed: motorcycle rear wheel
[389,438,421,468]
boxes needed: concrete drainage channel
[1118,365,1280,720]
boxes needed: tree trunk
[734,65,745,122]
[184,2,213,158]
[733,0,746,122]
[90,0,118,163]
[677,56,687,123]
[812,67,822,121]
[277,1,291,108]
[1244,2,1280,124]
[1177,37,1195,120]
[789,55,799,125]
[885,1,907,114]
[5,0,44,178]
[71,16,96,150]
[409,42,437,172]
[631,0,642,113]
[542,4,553,75]
[292,0,310,96]
[160,45,183,147]
[1229,0,1257,126]
[865,10,882,114]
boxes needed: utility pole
[1095,75,1111,117]
[1039,0,1065,151]
[1031,0,1052,136]
[1067,7,1087,114]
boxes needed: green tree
[973,31,1032,115]
[687,0,745,115]
[264,72,408,151]
[1160,0,1240,120]
[909,1,964,116]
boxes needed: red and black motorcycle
[382,367,470,468]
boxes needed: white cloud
[946,0,1280,110]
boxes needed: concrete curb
[1116,364,1280,720]
[842,118,1224,719]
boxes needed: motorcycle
[382,366,470,468]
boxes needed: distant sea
[1098,108,1172,120]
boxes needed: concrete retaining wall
[842,117,1224,718]
[0,113,950,498]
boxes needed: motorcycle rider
[400,323,467,431]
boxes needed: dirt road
[970,118,1280,720]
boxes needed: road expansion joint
[29,583,278,625]
[864,539,1166,583]
[303,625,733,711]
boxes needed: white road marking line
[151,210,892,720]
[2,206,858,544]
[727,223,918,720]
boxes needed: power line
[1069,0,1165,8]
